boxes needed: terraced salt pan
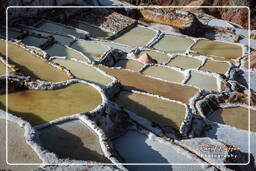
[0,83,102,125]
[191,39,243,59]
[208,106,256,131]
[153,34,194,53]
[186,71,218,91]
[142,65,185,83]
[0,40,69,82]
[99,41,133,53]
[167,55,202,69]
[113,130,204,171]
[114,59,144,72]
[0,27,22,39]
[71,40,109,61]
[112,91,186,130]
[138,50,170,64]
[99,66,199,104]
[0,120,41,171]
[53,59,112,87]
[200,59,230,75]
[21,35,48,47]
[39,120,109,162]
[20,27,73,45]
[38,21,88,38]
[45,44,88,62]
[113,26,156,47]
[69,20,113,38]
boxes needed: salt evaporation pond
[38,21,88,38]
[200,59,230,75]
[0,120,41,171]
[68,20,113,38]
[114,59,144,72]
[167,55,202,69]
[113,130,205,171]
[0,40,69,82]
[45,44,88,62]
[71,40,109,60]
[138,50,170,64]
[0,27,22,39]
[39,120,109,162]
[53,59,113,87]
[208,106,256,131]
[113,26,156,47]
[153,34,194,53]
[191,39,243,59]
[99,66,199,104]
[21,28,74,45]
[21,35,48,48]
[142,65,185,83]
[112,91,186,130]
[0,83,102,125]
[186,71,218,91]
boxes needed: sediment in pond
[113,26,156,47]
[53,59,112,87]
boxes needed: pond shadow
[112,91,182,135]
[39,124,110,163]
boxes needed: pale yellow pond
[113,26,156,47]
[191,40,243,59]
[114,59,144,71]
[186,71,218,91]
[45,44,88,62]
[53,59,112,87]
[71,40,109,60]
[138,50,170,64]
[208,106,256,131]
[0,83,102,125]
[167,55,202,69]
[69,20,113,38]
[38,21,88,38]
[112,91,186,130]
[0,40,69,82]
[142,65,185,83]
[153,34,194,53]
[200,59,230,75]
